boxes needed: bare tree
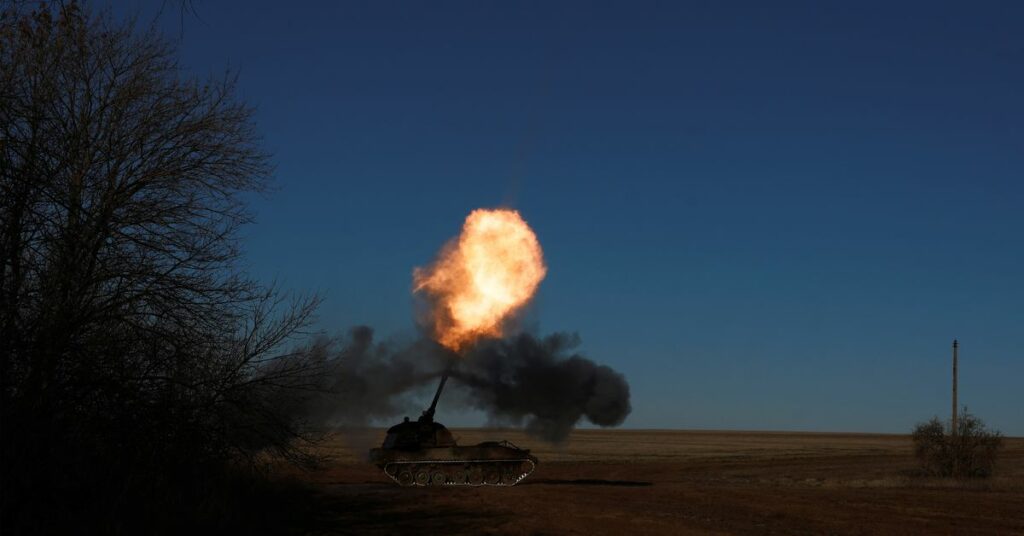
[1,2,324,530]
[911,408,1004,478]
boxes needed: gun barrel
[425,372,449,419]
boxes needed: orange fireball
[414,208,546,352]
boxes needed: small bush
[912,408,1003,478]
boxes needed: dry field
[279,429,1024,535]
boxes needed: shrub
[912,408,1003,478]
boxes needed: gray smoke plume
[457,332,631,442]
[302,327,448,425]
[303,326,631,443]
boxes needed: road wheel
[450,469,468,485]
[431,471,446,486]
[468,467,483,485]
[397,470,413,486]
[415,470,430,486]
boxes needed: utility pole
[951,339,958,435]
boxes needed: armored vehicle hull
[370,441,538,486]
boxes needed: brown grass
[279,429,1024,535]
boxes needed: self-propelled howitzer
[369,373,538,486]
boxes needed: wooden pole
[952,339,958,435]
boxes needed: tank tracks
[382,459,537,487]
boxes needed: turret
[377,372,456,450]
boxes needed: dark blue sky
[117,1,1022,434]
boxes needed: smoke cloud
[457,332,631,442]
[304,326,631,443]
[302,327,446,425]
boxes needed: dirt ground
[280,429,1024,535]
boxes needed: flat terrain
[282,429,1024,535]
